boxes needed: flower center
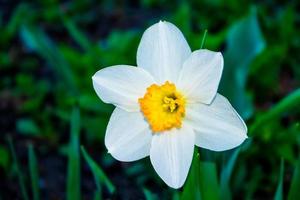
[139,81,185,132]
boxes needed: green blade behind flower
[62,16,91,52]
[28,144,40,200]
[7,137,29,200]
[66,107,81,200]
[20,24,77,94]
[288,156,300,200]
[143,187,158,200]
[181,148,220,200]
[181,148,201,200]
[200,30,208,49]
[220,148,241,200]
[274,159,284,200]
[220,8,265,119]
[199,161,220,200]
[250,89,300,136]
[81,146,115,194]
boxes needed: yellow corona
[139,81,186,132]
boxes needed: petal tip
[167,182,184,189]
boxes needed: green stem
[200,29,208,49]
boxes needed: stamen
[139,81,185,132]
[163,97,178,112]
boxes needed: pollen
[139,81,186,132]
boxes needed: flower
[92,21,248,189]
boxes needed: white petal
[186,94,247,151]
[105,108,152,162]
[177,49,224,104]
[92,65,155,111]
[150,125,195,188]
[137,21,191,84]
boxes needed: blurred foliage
[0,0,300,199]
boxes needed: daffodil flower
[92,21,247,189]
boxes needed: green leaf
[20,25,77,93]
[81,146,115,194]
[181,148,201,200]
[7,137,29,200]
[251,89,300,136]
[143,188,157,200]
[172,3,191,35]
[62,16,91,51]
[220,148,241,200]
[288,157,300,200]
[172,191,180,200]
[93,191,102,200]
[274,159,284,200]
[6,4,28,35]
[28,144,40,200]
[199,161,220,200]
[16,119,40,136]
[66,107,81,200]
[220,8,265,119]
[182,148,220,200]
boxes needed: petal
[137,21,191,84]
[186,94,247,151]
[92,65,155,112]
[105,108,152,162]
[150,125,195,188]
[177,49,224,104]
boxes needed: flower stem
[200,29,208,49]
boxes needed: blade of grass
[220,148,241,200]
[4,3,28,40]
[143,188,157,200]
[221,8,265,119]
[66,107,81,200]
[199,161,220,200]
[200,29,208,49]
[93,191,102,200]
[61,16,91,51]
[20,25,77,94]
[81,146,115,194]
[28,144,40,200]
[274,159,284,200]
[61,14,103,65]
[7,137,29,200]
[181,148,201,200]
[251,89,300,136]
[173,191,180,200]
[288,156,300,200]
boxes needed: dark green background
[0,0,300,199]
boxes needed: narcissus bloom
[92,21,247,188]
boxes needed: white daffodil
[92,21,247,189]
